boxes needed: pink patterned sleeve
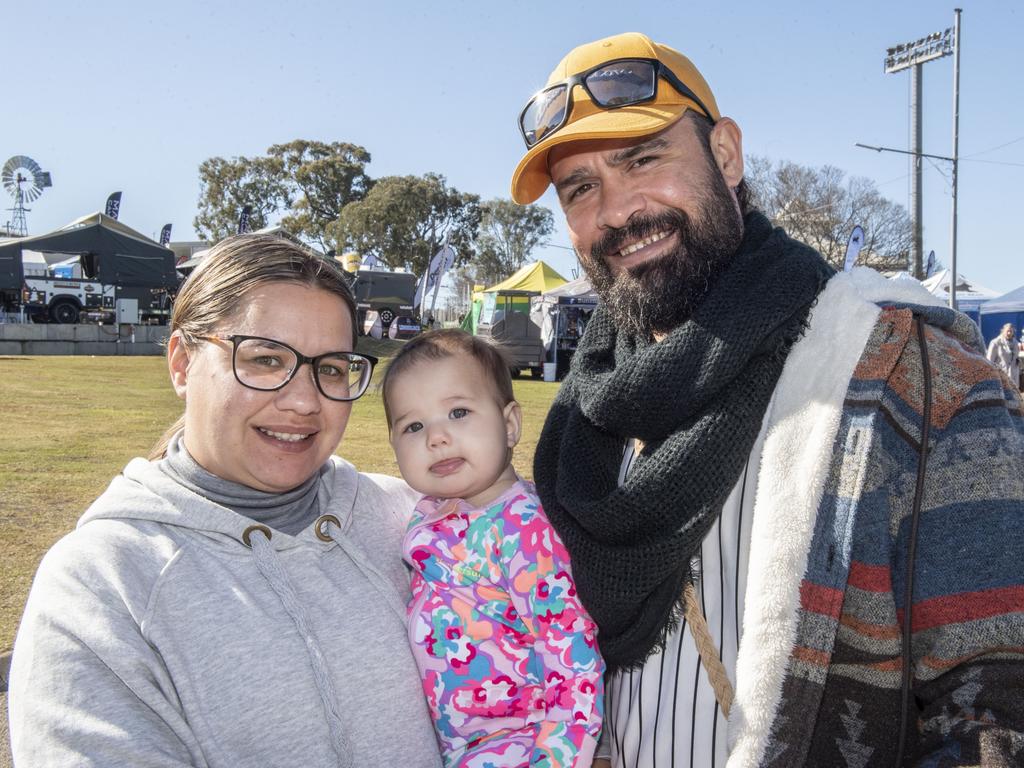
[496,493,605,767]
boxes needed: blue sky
[7,0,1022,293]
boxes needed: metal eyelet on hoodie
[315,514,341,542]
[242,524,272,548]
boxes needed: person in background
[9,234,440,767]
[513,31,1024,767]
[987,322,1020,388]
[382,329,604,767]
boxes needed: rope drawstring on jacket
[684,580,734,718]
[247,528,354,768]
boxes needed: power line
[963,134,1024,159]
[960,157,1024,168]
[925,156,953,190]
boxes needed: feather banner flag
[843,225,865,272]
[104,192,122,220]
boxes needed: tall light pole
[884,19,956,283]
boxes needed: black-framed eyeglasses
[518,57,715,149]
[197,334,378,402]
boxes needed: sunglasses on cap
[518,57,715,149]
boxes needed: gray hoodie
[9,456,441,767]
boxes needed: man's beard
[581,170,744,338]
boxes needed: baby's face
[388,354,519,507]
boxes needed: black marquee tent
[0,212,179,292]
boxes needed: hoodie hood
[843,266,985,353]
[79,455,359,550]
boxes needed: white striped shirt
[601,416,768,768]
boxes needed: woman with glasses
[8,235,441,767]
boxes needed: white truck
[10,263,174,325]
[20,273,116,323]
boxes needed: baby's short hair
[381,329,515,429]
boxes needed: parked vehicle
[17,271,173,324]
[350,269,418,334]
[475,289,545,378]
[0,213,179,324]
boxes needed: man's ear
[708,117,744,189]
[503,400,522,448]
[167,331,191,400]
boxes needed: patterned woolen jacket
[726,268,1024,767]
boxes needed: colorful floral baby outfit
[404,479,604,767]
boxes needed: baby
[382,329,604,768]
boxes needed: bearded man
[515,32,1024,767]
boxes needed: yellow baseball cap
[510,32,720,204]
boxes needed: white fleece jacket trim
[724,267,938,767]
[846,266,947,309]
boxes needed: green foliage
[194,140,373,247]
[330,173,481,277]
[269,140,374,251]
[474,198,555,285]
[193,155,290,241]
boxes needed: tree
[744,156,913,272]
[473,199,555,285]
[194,140,372,246]
[448,263,492,310]
[268,140,373,251]
[193,155,289,241]
[330,173,481,277]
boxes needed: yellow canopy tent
[485,261,567,293]
[480,261,568,319]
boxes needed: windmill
[2,155,53,236]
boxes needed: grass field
[0,341,559,652]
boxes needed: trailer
[350,269,418,334]
[0,212,179,324]
[475,289,546,378]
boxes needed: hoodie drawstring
[324,525,409,622]
[246,527,353,768]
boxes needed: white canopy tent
[920,269,998,322]
[530,276,599,380]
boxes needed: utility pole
[949,9,962,309]
[910,64,923,279]
[883,17,956,282]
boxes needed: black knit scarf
[534,212,834,671]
